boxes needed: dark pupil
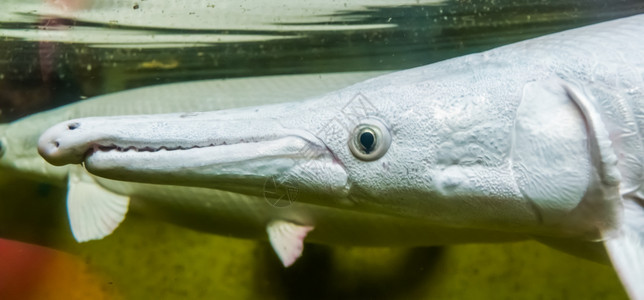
[359,130,376,153]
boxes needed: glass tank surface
[0,0,642,299]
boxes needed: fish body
[38,15,644,298]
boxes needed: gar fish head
[36,64,542,231]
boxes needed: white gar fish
[8,74,520,248]
[38,16,644,299]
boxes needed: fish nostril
[67,122,80,130]
[54,141,60,148]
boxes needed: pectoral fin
[563,82,622,237]
[514,79,621,237]
[67,165,129,242]
[564,84,644,298]
[266,220,313,267]
[605,200,644,300]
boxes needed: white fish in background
[39,15,644,299]
[0,0,438,47]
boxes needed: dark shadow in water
[258,243,444,300]
[0,176,69,247]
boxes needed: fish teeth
[92,143,220,153]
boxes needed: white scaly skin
[38,15,644,297]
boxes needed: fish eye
[348,118,391,161]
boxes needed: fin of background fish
[266,220,314,267]
[531,236,610,263]
[67,165,129,242]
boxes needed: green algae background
[0,174,628,299]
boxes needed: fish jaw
[37,107,350,201]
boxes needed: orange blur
[0,238,119,300]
